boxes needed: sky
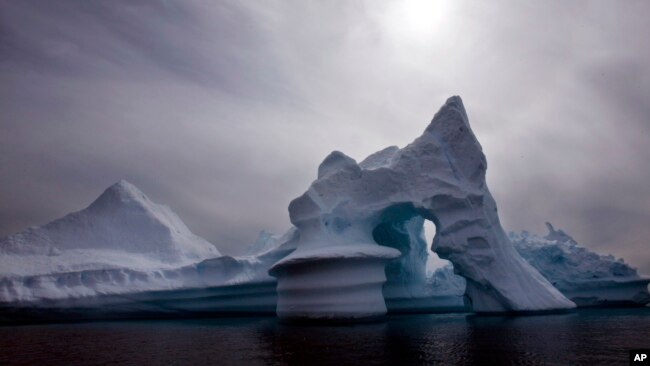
[1,1,649,273]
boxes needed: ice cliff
[269,96,575,321]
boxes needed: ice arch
[269,96,575,321]
[372,207,466,313]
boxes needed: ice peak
[544,222,578,245]
[105,179,144,198]
[425,95,469,134]
[90,179,151,211]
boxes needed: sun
[381,0,452,43]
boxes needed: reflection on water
[0,309,648,365]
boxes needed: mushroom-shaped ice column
[269,152,401,321]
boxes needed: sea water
[1,308,648,365]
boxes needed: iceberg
[269,96,575,321]
[0,181,296,320]
[511,223,650,307]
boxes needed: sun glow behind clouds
[380,0,453,44]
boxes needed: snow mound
[0,180,220,278]
[270,96,575,321]
[511,223,650,306]
[0,180,227,303]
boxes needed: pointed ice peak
[111,179,137,189]
[545,222,555,232]
[104,179,145,199]
[420,95,485,182]
[425,95,470,134]
[89,179,152,211]
[544,222,578,245]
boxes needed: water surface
[1,308,648,365]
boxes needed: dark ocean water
[0,308,648,366]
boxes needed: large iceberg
[511,223,650,307]
[269,96,575,321]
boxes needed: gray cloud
[1,0,649,273]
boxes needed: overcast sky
[1,0,649,273]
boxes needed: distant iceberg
[406,222,650,309]
[511,223,650,307]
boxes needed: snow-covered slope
[0,180,219,277]
[0,180,224,303]
[511,223,650,306]
[269,96,575,321]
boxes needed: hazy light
[381,0,452,44]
